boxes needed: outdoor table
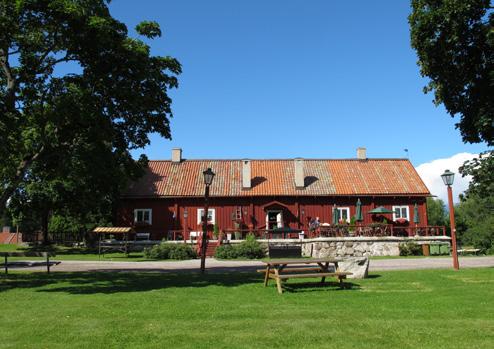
[260,258,351,294]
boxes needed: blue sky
[110,1,486,167]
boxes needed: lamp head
[203,167,215,186]
[441,169,455,186]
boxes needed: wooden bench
[0,252,57,274]
[261,258,353,294]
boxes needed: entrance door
[266,211,283,230]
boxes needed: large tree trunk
[41,209,50,245]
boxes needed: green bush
[144,242,196,260]
[215,235,264,259]
[399,242,423,256]
[214,244,239,259]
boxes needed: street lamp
[200,168,215,273]
[441,169,459,270]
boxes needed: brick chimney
[294,158,304,189]
[242,159,251,189]
[171,148,182,163]
[357,147,367,160]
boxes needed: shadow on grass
[0,268,362,295]
[282,280,361,293]
[0,271,264,295]
[18,245,98,255]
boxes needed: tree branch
[0,145,46,215]
[0,48,15,89]
[0,47,16,109]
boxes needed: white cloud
[415,153,477,203]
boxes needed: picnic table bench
[259,258,352,294]
[0,252,57,274]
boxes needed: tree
[409,0,493,145]
[0,1,181,236]
[426,197,447,226]
[455,194,494,252]
[409,1,494,199]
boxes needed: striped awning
[92,227,135,234]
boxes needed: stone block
[339,257,369,279]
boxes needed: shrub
[215,244,239,259]
[399,242,423,256]
[215,234,264,259]
[144,242,196,260]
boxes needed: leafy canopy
[0,0,180,234]
[409,0,493,199]
[409,0,493,145]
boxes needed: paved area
[8,256,494,273]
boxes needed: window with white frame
[392,206,409,221]
[337,207,350,223]
[134,209,152,224]
[197,208,215,225]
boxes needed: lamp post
[200,168,215,274]
[441,169,459,270]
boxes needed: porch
[164,224,447,241]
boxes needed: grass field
[0,268,493,348]
[0,243,150,261]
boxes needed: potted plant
[213,223,220,240]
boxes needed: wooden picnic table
[260,258,352,294]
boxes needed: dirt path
[9,256,494,273]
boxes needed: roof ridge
[147,158,411,162]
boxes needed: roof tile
[124,159,430,197]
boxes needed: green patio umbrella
[368,206,394,214]
[413,203,420,225]
[355,198,363,221]
[332,205,339,224]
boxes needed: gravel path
[9,256,494,273]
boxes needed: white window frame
[392,205,410,221]
[197,208,216,225]
[134,208,152,224]
[337,207,350,223]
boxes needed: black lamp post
[441,169,459,270]
[200,167,215,274]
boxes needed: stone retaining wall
[300,237,451,258]
[250,236,451,258]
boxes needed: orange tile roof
[123,159,430,198]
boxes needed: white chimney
[242,159,251,189]
[357,147,367,160]
[294,158,304,189]
[171,148,182,163]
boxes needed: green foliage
[399,242,423,256]
[135,21,162,38]
[409,0,494,146]
[213,223,220,238]
[215,235,265,259]
[409,0,494,207]
[0,0,181,241]
[426,197,447,226]
[214,244,239,259]
[455,193,494,252]
[143,242,196,260]
[459,151,494,199]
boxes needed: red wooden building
[117,148,439,240]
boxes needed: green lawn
[0,244,151,261]
[0,268,493,348]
